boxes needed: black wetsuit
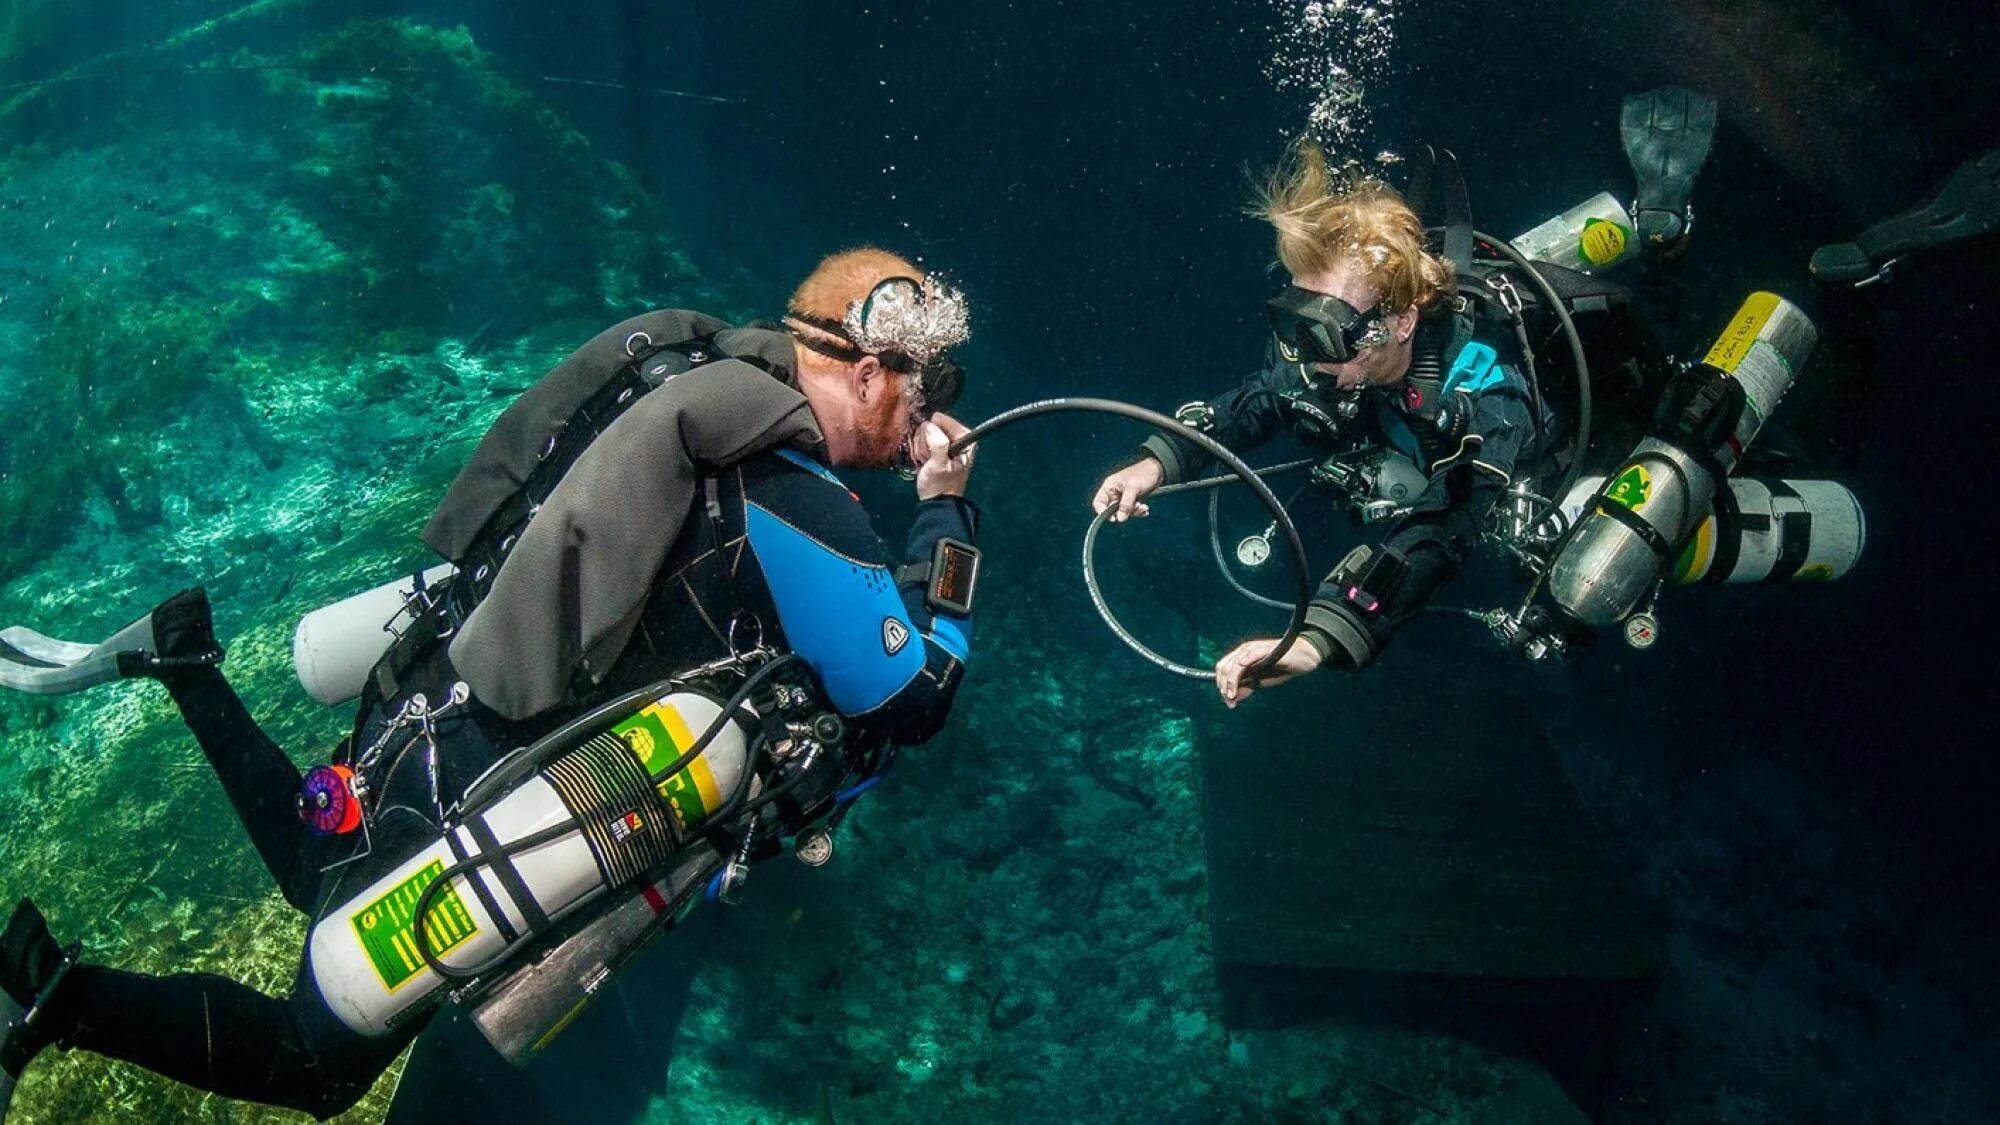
[39,450,977,1118]
[1141,318,1548,668]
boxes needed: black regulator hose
[1473,229,1594,534]
[946,398,1313,680]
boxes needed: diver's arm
[746,456,975,749]
[1137,361,1293,486]
[884,495,979,744]
[1298,389,1531,669]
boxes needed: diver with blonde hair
[1092,140,1547,703]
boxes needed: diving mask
[788,274,970,414]
[1265,285,1390,367]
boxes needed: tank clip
[715,812,761,906]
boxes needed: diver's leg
[156,664,320,910]
[134,590,320,909]
[4,900,413,1119]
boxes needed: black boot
[2,899,78,1115]
[115,587,226,681]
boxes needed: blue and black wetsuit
[1141,317,1547,668]
[33,447,976,1118]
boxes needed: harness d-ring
[726,612,765,660]
[625,331,654,357]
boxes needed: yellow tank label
[1579,218,1630,266]
[1605,463,1652,511]
[1702,291,1782,374]
[1796,563,1837,581]
[1672,515,1716,583]
[353,858,478,992]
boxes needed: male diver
[1092,92,1720,704]
[0,247,982,1118]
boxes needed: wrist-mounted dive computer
[925,538,980,616]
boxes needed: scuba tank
[1511,191,1640,273]
[292,565,458,706]
[1549,292,1817,626]
[307,687,757,1037]
[1557,475,1866,585]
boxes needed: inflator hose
[946,398,1313,680]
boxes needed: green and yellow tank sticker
[1579,218,1630,267]
[1673,514,1716,583]
[616,699,724,829]
[352,858,477,992]
[1702,291,1781,374]
[1605,463,1652,511]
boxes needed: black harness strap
[443,828,520,943]
[1437,149,1476,276]
[1704,477,1745,583]
[1765,480,1814,582]
[464,815,552,933]
[1597,495,1675,557]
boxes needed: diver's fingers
[923,424,951,469]
[1092,478,1118,515]
[1116,484,1141,522]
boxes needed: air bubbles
[1264,0,1399,162]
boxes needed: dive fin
[0,588,221,695]
[1621,86,1719,251]
[1811,148,2000,286]
[2,899,79,1123]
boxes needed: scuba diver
[1091,87,1866,702]
[0,248,984,1119]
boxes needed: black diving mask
[1265,285,1387,367]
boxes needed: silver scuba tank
[1511,191,1639,273]
[1549,292,1817,626]
[464,839,725,1064]
[307,689,755,1037]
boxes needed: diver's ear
[1395,306,1419,343]
[853,354,881,400]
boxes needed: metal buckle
[726,612,766,661]
[1174,400,1216,430]
[1486,273,1524,317]
[624,331,654,357]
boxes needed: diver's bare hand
[1091,457,1164,522]
[914,414,975,500]
[1215,637,1324,708]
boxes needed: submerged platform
[1193,637,1661,1026]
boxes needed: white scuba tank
[292,565,458,706]
[1549,292,1818,626]
[1511,191,1639,273]
[307,689,754,1037]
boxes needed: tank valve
[716,812,761,905]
